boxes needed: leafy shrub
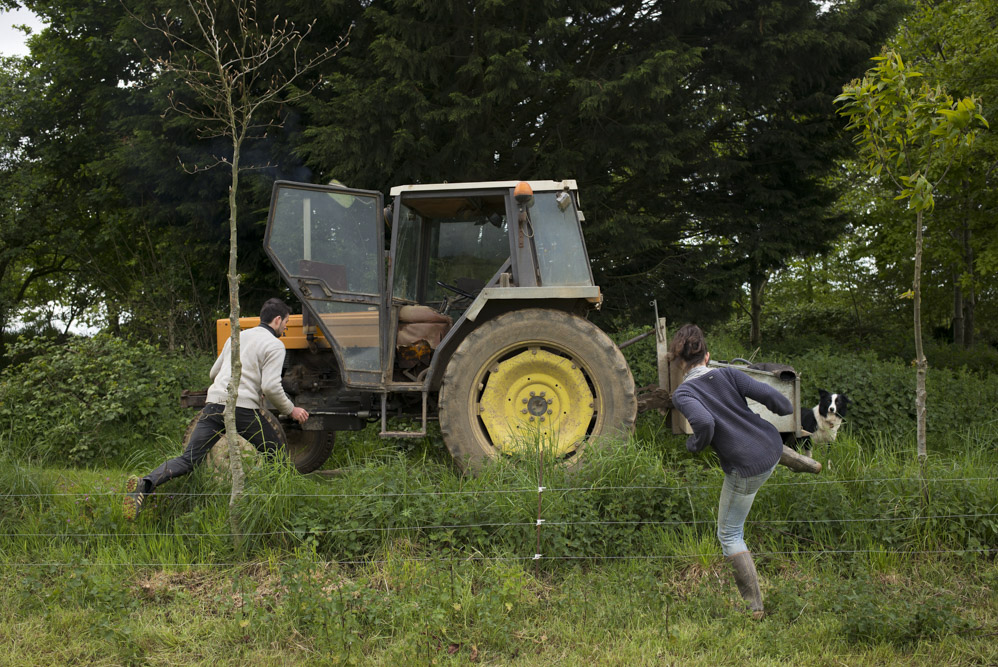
[826,577,971,646]
[0,335,209,464]
[924,341,998,376]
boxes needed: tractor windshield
[529,192,593,286]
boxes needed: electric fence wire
[5,472,995,568]
[4,475,994,498]
[5,513,998,539]
[6,547,998,568]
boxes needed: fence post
[535,437,545,580]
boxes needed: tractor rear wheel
[180,410,334,474]
[438,308,636,473]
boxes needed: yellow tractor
[185,179,637,473]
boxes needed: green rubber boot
[728,551,765,620]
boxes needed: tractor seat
[397,305,453,350]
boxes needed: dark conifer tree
[295,0,904,329]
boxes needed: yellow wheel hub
[478,347,595,456]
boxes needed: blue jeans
[717,464,776,557]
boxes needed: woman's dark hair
[669,323,708,369]
[259,298,291,323]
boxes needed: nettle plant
[835,51,988,461]
[0,335,195,463]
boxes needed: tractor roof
[389,180,578,197]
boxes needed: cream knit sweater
[205,326,295,415]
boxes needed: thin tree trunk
[224,139,245,546]
[952,268,964,345]
[963,226,975,348]
[0,313,7,363]
[913,210,927,462]
[749,274,768,348]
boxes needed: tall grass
[4,420,995,573]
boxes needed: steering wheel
[436,280,477,300]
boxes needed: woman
[669,324,792,619]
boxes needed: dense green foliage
[0,336,209,463]
[886,0,998,347]
[0,0,907,353]
[767,0,998,354]
[1,326,991,469]
[297,0,905,328]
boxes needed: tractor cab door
[265,181,385,388]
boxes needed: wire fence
[3,471,996,569]
[6,548,998,568]
[4,475,995,498]
[4,513,997,539]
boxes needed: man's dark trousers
[142,403,281,491]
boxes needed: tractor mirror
[555,191,571,211]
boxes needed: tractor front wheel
[438,308,636,473]
[180,410,334,474]
[284,429,335,473]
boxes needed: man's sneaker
[122,476,148,520]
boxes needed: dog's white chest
[811,407,843,445]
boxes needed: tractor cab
[264,179,599,395]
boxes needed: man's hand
[290,406,309,424]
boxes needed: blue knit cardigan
[672,367,793,477]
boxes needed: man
[123,298,309,519]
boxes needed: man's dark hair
[260,298,291,323]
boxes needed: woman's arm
[731,370,793,416]
[673,390,715,453]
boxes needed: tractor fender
[425,288,600,392]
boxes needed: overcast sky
[0,7,45,57]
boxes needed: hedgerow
[0,335,209,464]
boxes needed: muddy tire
[284,429,335,473]
[438,308,636,473]
[180,410,333,474]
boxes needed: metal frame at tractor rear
[638,315,804,440]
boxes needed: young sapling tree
[835,52,987,461]
[132,0,349,539]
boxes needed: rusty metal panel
[672,362,801,437]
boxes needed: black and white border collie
[798,389,850,457]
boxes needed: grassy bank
[1,422,996,665]
[3,554,996,665]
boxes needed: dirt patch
[132,564,290,606]
[134,569,219,601]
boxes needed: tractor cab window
[392,194,509,313]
